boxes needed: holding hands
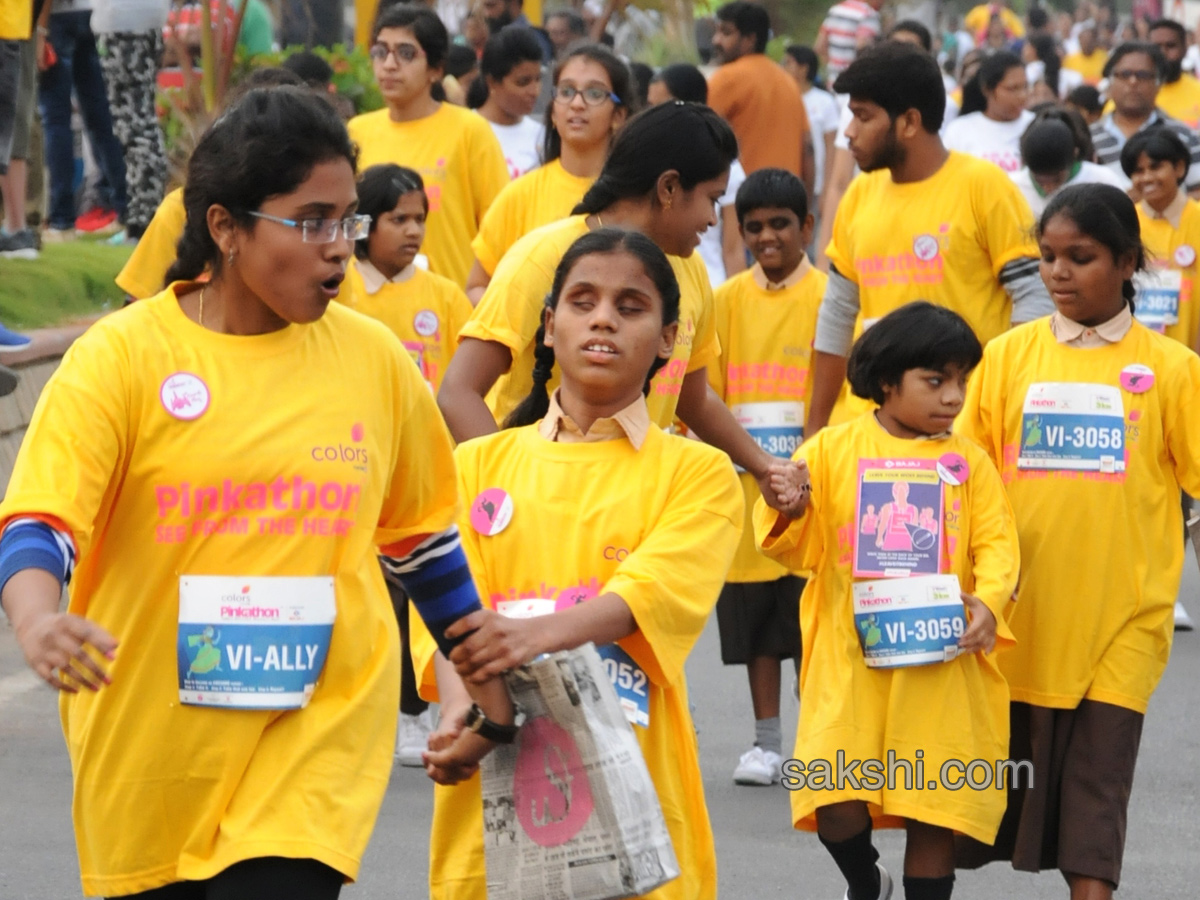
[760,458,812,519]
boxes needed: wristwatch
[463,703,526,744]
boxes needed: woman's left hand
[958,592,997,655]
[446,609,543,683]
[424,728,496,785]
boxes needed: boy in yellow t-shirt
[348,5,509,287]
[708,169,826,786]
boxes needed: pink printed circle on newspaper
[469,488,513,536]
[513,716,595,847]
[912,234,939,262]
[413,310,439,337]
[937,453,970,486]
[1175,244,1197,267]
[1120,364,1155,394]
[160,372,210,420]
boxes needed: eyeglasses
[369,42,423,64]
[249,211,372,243]
[553,84,621,106]
[1110,69,1158,83]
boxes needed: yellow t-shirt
[827,151,1038,348]
[1155,75,1200,129]
[1062,50,1108,86]
[336,260,473,392]
[753,414,1019,843]
[116,187,188,299]
[348,105,510,286]
[0,288,459,897]
[710,263,826,582]
[460,215,721,429]
[964,4,1024,39]
[411,422,743,900]
[958,318,1200,714]
[0,0,31,39]
[1136,199,1200,350]
[470,159,595,276]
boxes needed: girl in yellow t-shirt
[1120,128,1200,351]
[956,184,1200,898]
[440,103,805,515]
[339,163,472,393]
[465,43,636,301]
[754,302,1020,900]
[413,228,744,900]
[0,88,510,899]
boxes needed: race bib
[1133,268,1182,331]
[732,401,804,464]
[594,644,649,728]
[854,458,945,578]
[177,576,336,709]
[497,596,649,727]
[852,574,965,669]
[1018,382,1125,473]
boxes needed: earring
[228,248,236,267]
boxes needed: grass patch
[0,242,132,329]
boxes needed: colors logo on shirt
[161,372,210,420]
[311,424,368,469]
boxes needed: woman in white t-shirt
[944,50,1034,173]
[468,27,545,179]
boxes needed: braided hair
[503,228,681,429]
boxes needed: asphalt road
[2,561,1197,899]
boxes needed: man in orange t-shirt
[709,1,813,195]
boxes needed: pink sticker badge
[513,717,595,847]
[160,372,210,421]
[1120,364,1155,394]
[469,488,513,536]
[1176,244,1197,268]
[912,234,940,262]
[554,583,599,612]
[936,452,970,486]
[413,310,439,337]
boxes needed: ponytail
[164,220,216,284]
[571,102,736,215]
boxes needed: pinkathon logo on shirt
[155,476,363,518]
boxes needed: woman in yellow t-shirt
[348,4,509,287]
[464,43,636,301]
[754,301,1019,900]
[956,184,1200,897]
[0,88,511,899]
[413,228,744,900]
[439,103,805,514]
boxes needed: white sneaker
[733,746,783,785]
[841,862,893,900]
[1176,601,1195,632]
[395,710,432,767]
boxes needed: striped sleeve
[381,525,482,656]
[0,518,77,603]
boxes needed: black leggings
[109,856,343,900]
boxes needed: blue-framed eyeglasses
[248,212,372,244]
[553,84,621,106]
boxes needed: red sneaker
[75,208,119,234]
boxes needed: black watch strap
[464,703,523,744]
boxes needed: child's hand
[958,593,997,654]
[764,459,811,519]
[424,728,494,785]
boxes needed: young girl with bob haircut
[439,102,805,514]
[412,228,744,900]
[0,87,507,899]
[754,301,1021,900]
[465,43,636,302]
[956,183,1200,899]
